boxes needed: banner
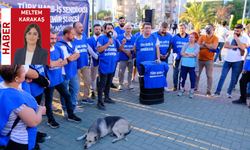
[0,1,89,37]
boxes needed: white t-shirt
[224,35,248,62]
[25,51,34,65]
[241,33,250,60]
[216,26,229,42]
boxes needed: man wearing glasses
[195,24,219,97]
[117,24,136,91]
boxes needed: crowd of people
[0,16,250,150]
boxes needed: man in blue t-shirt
[88,24,102,99]
[73,22,98,106]
[135,22,161,75]
[232,46,250,105]
[172,23,189,91]
[117,24,136,91]
[96,23,125,110]
[153,22,172,91]
[44,29,81,128]
[113,17,126,38]
[55,26,84,116]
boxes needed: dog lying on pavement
[77,116,131,149]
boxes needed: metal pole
[177,0,181,24]
[242,0,247,25]
[92,0,94,36]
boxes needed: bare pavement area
[38,61,250,150]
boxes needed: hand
[108,38,113,45]
[128,54,133,58]
[38,105,46,115]
[25,78,32,83]
[202,41,206,46]
[242,70,247,74]
[122,39,127,45]
[155,59,161,63]
[233,34,238,40]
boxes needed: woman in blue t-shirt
[0,65,46,150]
[178,32,200,98]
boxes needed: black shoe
[232,99,247,105]
[172,86,177,91]
[34,143,41,150]
[37,131,47,138]
[96,103,106,110]
[194,88,198,91]
[104,98,116,104]
[47,119,59,129]
[111,83,117,88]
[246,93,250,97]
[67,114,82,123]
[206,91,211,97]
[36,136,45,143]
[90,92,96,99]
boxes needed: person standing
[56,26,83,117]
[153,22,172,91]
[214,21,229,64]
[172,21,177,35]
[88,24,102,99]
[73,22,98,106]
[195,24,219,97]
[117,24,136,91]
[172,23,190,91]
[135,22,161,75]
[177,32,200,98]
[96,23,125,110]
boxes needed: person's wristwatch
[157,58,160,60]
[203,43,206,46]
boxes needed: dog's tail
[76,134,86,141]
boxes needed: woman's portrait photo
[13,23,48,65]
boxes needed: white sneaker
[164,87,170,92]
[73,107,84,113]
[127,85,134,91]
[212,93,220,98]
[131,78,135,82]
[214,62,218,65]
[118,85,122,92]
[219,60,224,63]
[52,104,58,111]
[62,110,68,118]
[227,93,232,98]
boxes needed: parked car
[128,23,139,30]
[89,20,105,32]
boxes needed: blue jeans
[214,42,224,62]
[180,66,196,89]
[215,61,242,94]
[248,83,250,94]
[97,72,114,104]
[44,83,74,120]
[173,59,181,87]
[60,74,79,110]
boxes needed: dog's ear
[94,136,99,141]
[83,133,87,139]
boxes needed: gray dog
[77,116,131,149]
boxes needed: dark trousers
[5,139,28,150]
[44,83,74,121]
[235,60,244,87]
[172,28,177,34]
[34,93,43,105]
[180,66,196,89]
[173,59,181,87]
[214,42,224,62]
[240,71,250,101]
[97,72,114,104]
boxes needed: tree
[118,13,125,18]
[231,13,238,30]
[106,10,111,16]
[214,5,233,23]
[137,5,151,22]
[237,18,250,25]
[226,0,244,19]
[98,13,104,20]
[178,1,216,34]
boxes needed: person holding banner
[13,23,48,65]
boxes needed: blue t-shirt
[134,32,141,40]
[172,34,190,60]
[56,39,78,79]
[74,33,89,69]
[117,34,136,60]
[97,35,120,74]
[135,34,158,74]
[87,36,99,67]
[153,32,172,56]
[182,46,196,67]
[46,46,64,87]
[22,81,31,94]
[114,26,125,37]
[244,47,250,71]
[141,61,169,89]
[29,65,46,97]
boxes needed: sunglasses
[205,27,210,30]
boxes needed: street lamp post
[242,0,247,25]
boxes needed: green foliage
[237,18,250,25]
[118,13,125,18]
[226,0,244,19]
[97,10,112,20]
[132,28,140,35]
[137,5,151,22]
[231,13,238,30]
[98,13,104,20]
[178,0,216,34]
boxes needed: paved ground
[38,62,250,150]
